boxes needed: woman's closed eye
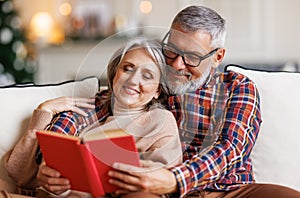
[122,64,154,80]
[123,65,134,72]
[142,71,153,80]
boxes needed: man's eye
[164,46,178,57]
[185,54,200,63]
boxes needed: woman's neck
[112,98,145,116]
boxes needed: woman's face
[112,47,161,109]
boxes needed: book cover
[36,129,140,197]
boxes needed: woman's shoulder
[149,106,170,114]
[147,107,176,122]
[144,108,178,137]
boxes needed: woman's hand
[37,97,95,117]
[37,161,71,195]
[108,160,178,195]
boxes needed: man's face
[162,27,220,94]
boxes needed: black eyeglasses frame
[161,31,220,67]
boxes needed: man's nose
[170,56,186,70]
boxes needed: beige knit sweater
[4,109,53,190]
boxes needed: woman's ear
[153,86,162,99]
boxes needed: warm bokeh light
[139,0,152,14]
[30,12,54,35]
[59,2,72,16]
[28,12,64,45]
[115,15,128,31]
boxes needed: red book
[36,129,140,197]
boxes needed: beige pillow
[0,77,99,192]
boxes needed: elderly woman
[3,37,182,198]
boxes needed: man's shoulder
[218,70,260,98]
[220,70,256,86]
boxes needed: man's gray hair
[172,5,226,48]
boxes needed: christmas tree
[0,0,36,85]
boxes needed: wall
[14,0,300,83]
[184,0,300,67]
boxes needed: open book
[36,129,140,197]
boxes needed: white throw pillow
[226,65,300,191]
[0,77,99,192]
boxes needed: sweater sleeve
[3,109,53,189]
[139,109,183,168]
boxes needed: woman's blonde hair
[102,37,167,111]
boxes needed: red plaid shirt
[168,70,262,197]
[46,91,112,136]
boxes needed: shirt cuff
[170,163,192,198]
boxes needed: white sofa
[1,65,300,193]
[0,77,100,192]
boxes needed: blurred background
[0,0,299,86]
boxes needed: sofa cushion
[225,65,300,191]
[0,77,99,192]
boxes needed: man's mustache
[164,65,192,80]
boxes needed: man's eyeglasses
[161,31,219,67]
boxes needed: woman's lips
[123,86,140,95]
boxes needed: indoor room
[1,0,300,197]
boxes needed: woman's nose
[127,71,140,85]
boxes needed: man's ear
[215,48,226,63]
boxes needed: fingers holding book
[108,161,177,196]
[36,161,71,195]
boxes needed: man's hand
[108,160,178,195]
[36,162,71,195]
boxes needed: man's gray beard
[163,64,212,95]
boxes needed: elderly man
[108,5,300,198]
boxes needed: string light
[139,0,152,14]
[59,2,72,16]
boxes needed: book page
[82,128,130,142]
[39,130,80,141]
